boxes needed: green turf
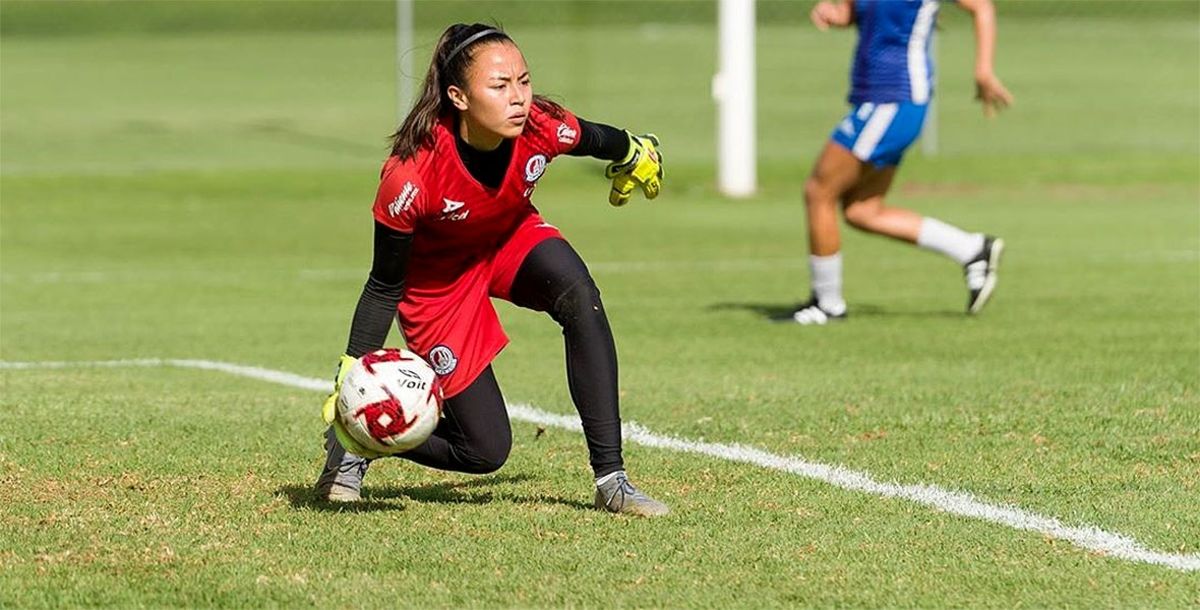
[2,2,1198,608]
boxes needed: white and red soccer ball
[336,348,443,455]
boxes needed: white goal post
[396,0,415,122]
[714,0,757,198]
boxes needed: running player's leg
[503,236,668,516]
[840,164,916,241]
[838,101,1002,313]
[842,165,977,256]
[836,102,926,244]
[843,179,1002,313]
[397,366,512,475]
[793,139,863,324]
[806,141,863,258]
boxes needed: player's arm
[566,118,629,161]
[345,222,411,358]
[956,0,1014,117]
[810,0,854,31]
[568,117,663,207]
[321,222,411,426]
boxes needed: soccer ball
[336,348,443,455]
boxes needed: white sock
[595,470,624,487]
[809,253,846,315]
[917,217,985,265]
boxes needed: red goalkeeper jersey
[366,103,582,396]
[372,103,581,287]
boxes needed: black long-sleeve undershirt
[569,118,630,162]
[345,225,411,357]
[342,115,630,357]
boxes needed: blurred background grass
[3,1,1196,179]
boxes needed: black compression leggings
[397,365,511,474]
[398,238,624,478]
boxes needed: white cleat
[785,297,847,325]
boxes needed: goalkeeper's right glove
[321,354,388,459]
[604,132,663,207]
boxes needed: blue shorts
[830,102,928,167]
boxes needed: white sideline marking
[2,358,1198,573]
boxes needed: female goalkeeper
[789,0,1014,325]
[313,23,668,517]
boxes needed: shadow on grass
[708,301,799,321]
[277,473,592,513]
[708,301,962,321]
[849,303,963,319]
[277,484,406,513]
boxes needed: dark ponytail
[388,23,565,160]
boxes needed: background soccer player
[313,23,669,516]
[789,0,1014,324]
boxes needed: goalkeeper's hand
[321,354,389,459]
[604,132,663,207]
[320,354,357,425]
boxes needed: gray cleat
[314,426,370,503]
[594,471,670,517]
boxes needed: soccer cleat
[782,296,847,326]
[964,236,1004,314]
[594,471,670,517]
[314,426,371,503]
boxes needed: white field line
[3,358,1198,573]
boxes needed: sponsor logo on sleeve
[387,181,419,217]
[524,154,548,183]
[556,123,578,145]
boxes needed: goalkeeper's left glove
[321,354,389,459]
[604,132,663,207]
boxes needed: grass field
[2,2,1198,607]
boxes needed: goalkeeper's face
[451,41,532,147]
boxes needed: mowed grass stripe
[3,357,1196,573]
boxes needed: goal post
[396,0,414,122]
[714,0,757,198]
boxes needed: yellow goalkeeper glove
[321,354,390,459]
[320,354,358,425]
[605,132,663,207]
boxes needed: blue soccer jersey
[849,0,943,104]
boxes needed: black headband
[444,28,504,67]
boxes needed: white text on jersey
[440,198,469,221]
[388,181,419,217]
